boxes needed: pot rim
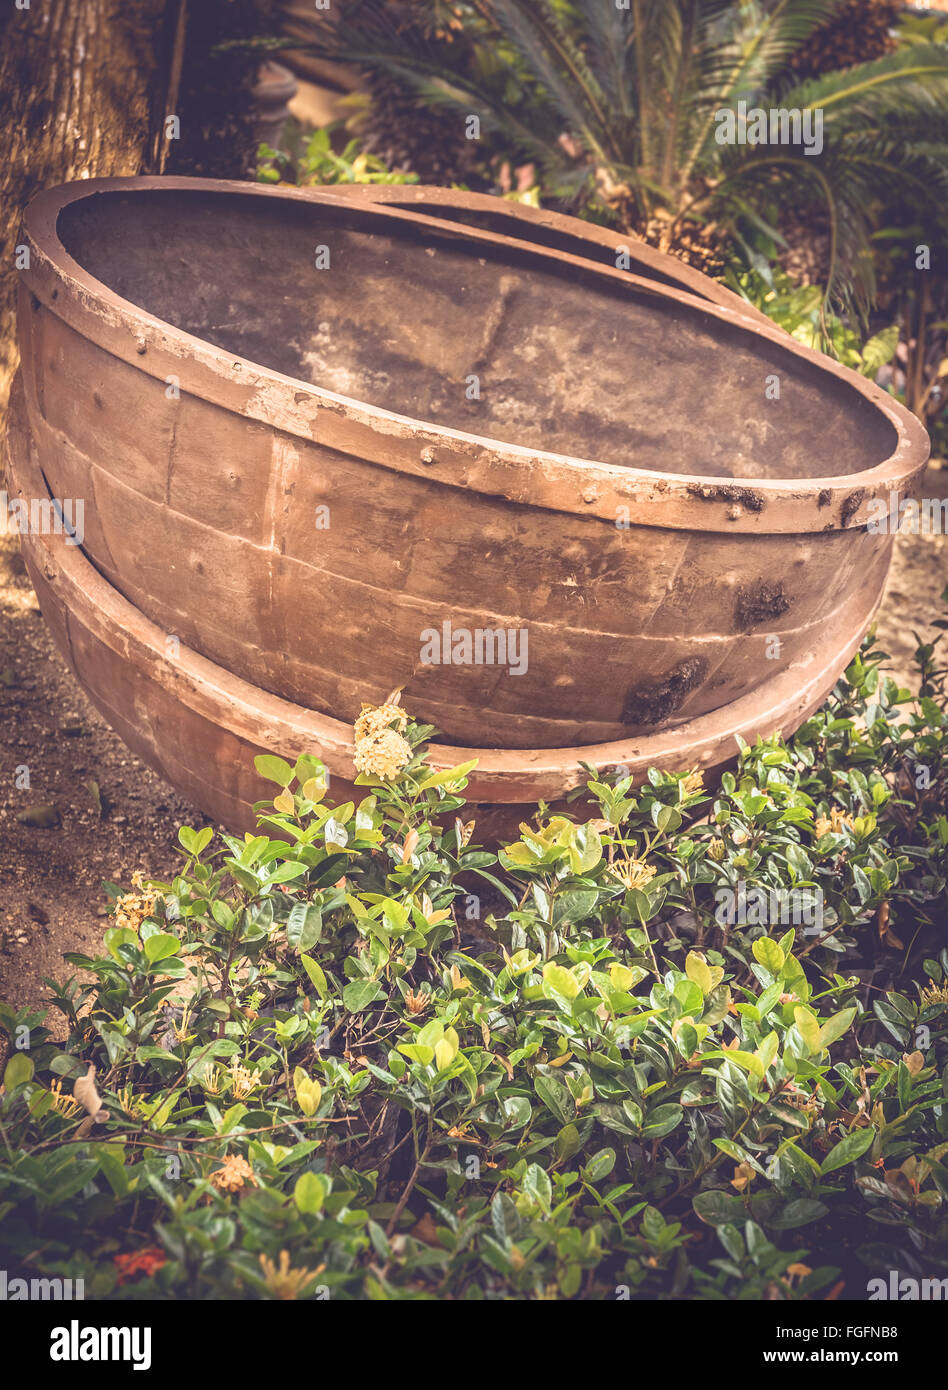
[21,176,930,536]
[326,181,778,328]
[5,373,886,804]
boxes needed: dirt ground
[1,473,946,1019]
[0,523,200,1023]
[867,468,948,682]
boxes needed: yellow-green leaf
[726,1049,765,1079]
[609,962,645,992]
[434,1032,459,1071]
[685,951,713,994]
[254,754,295,785]
[752,938,785,974]
[416,759,477,792]
[542,963,581,999]
[794,1006,822,1054]
[507,948,540,976]
[819,1006,857,1050]
[300,776,327,802]
[300,954,327,998]
[294,1171,326,1214]
[3,1053,34,1090]
[755,1031,779,1072]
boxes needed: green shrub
[728,258,900,376]
[257,125,419,187]
[1,614,946,1300]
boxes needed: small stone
[16,803,60,829]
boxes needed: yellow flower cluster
[405,988,429,1015]
[355,699,407,742]
[48,1079,80,1117]
[353,697,412,779]
[229,1059,262,1100]
[202,1066,223,1096]
[112,872,158,932]
[814,807,855,839]
[115,1085,146,1118]
[210,1154,257,1194]
[609,857,656,892]
[259,1249,324,1300]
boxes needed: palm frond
[571,0,636,117]
[295,2,567,170]
[301,0,947,317]
[485,0,617,161]
[780,42,948,126]
[678,0,845,181]
[717,150,868,315]
[725,0,847,97]
[714,118,948,320]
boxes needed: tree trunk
[0,0,185,426]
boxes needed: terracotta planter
[15,177,928,757]
[4,373,885,838]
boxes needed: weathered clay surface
[15,178,929,753]
[4,374,899,838]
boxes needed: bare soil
[1,473,945,1019]
[868,471,948,682]
[0,522,201,1027]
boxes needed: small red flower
[114,1247,167,1283]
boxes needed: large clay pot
[4,373,884,837]
[14,177,928,757]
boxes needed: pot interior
[56,189,896,481]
